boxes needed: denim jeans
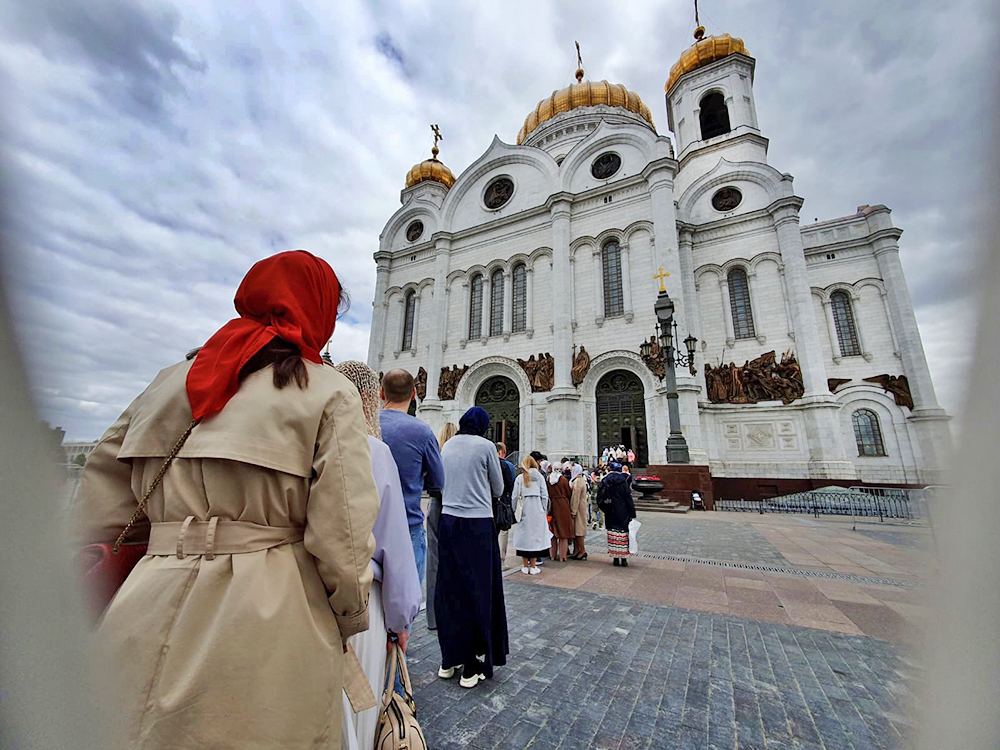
[409,523,427,589]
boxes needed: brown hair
[382,369,415,403]
[239,337,308,390]
[521,455,538,488]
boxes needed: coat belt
[148,517,304,559]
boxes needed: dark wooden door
[596,369,648,466]
[475,376,520,454]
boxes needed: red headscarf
[186,250,342,421]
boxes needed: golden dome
[404,146,456,189]
[665,31,750,94]
[516,75,655,145]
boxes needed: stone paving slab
[407,581,920,750]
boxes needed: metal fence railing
[715,489,918,520]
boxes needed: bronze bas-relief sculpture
[437,364,469,401]
[571,346,591,386]
[517,353,554,392]
[639,336,665,379]
[863,374,914,410]
[704,350,805,406]
[415,367,427,401]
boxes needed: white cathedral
[366,29,950,501]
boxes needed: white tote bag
[628,519,641,554]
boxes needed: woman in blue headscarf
[434,406,509,689]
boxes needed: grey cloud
[0,0,993,439]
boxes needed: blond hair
[520,455,538,488]
[437,422,458,450]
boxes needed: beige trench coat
[75,359,379,750]
[570,476,589,537]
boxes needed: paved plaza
[409,511,931,749]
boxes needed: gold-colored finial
[574,41,584,82]
[430,124,442,159]
[654,266,670,293]
[693,0,705,40]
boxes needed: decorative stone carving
[863,374,914,410]
[639,336,664,379]
[437,364,468,401]
[828,378,851,393]
[704,350,805,406]
[517,352,554,392]
[415,367,427,401]
[571,345,591,387]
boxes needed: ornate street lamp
[641,288,698,464]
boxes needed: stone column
[393,296,405,356]
[367,251,392,370]
[821,296,842,362]
[482,273,493,340]
[746,268,766,345]
[460,280,471,343]
[620,240,634,321]
[719,274,736,346]
[646,170,686,334]
[423,239,451,409]
[503,269,513,335]
[768,196,855,479]
[525,266,535,336]
[544,196,582,458]
[677,225,708,464]
[769,198,831,397]
[410,292,421,353]
[592,248,604,326]
[870,225,952,480]
[549,199,574,389]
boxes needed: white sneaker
[459,672,484,689]
[535,559,544,566]
[438,665,462,679]
[521,566,530,574]
[528,567,540,575]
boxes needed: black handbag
[495,495,515,531]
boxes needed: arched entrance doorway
[475,376,520,455]
[596,369,649,467]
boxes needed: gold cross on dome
[654,266,670,292]
[430,124,443,158]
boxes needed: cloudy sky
[0,0,995,440]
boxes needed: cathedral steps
[633,496,689,513]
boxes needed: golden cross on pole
[574,41,584,82]
[654,266,670,293]
[430,124,442,158]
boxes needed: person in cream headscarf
[335,361,421,750]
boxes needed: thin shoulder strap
[113,418,199,552]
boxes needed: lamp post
[640,290,698,464]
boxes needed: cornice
[676,132,769,172]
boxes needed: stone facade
[367,41,950,487]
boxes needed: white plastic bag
[628,519,641,554]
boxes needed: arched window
[831,290,862,357]
[727,268,756,339]
[512,263,527,333]
[468,274,483,340]
[699,91,731,140]
[401,290,416,350]
[852,409,887,457]
[490,269,504,337]
[602,240,624,317]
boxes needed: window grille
[852,408,886,457]
[401,291,416,350]
[602,241,624,317]
[468,275,483,339]
[727,268,756,339]
[831,291,862,356]
[512,264,527,332]
[490,269,504,337]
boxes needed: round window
[591,152,622,180]
[405,220,424,242]
[711,186,743,212]
[484,177,514,209]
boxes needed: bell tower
[664,25,760,158]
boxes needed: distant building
[62,440,98,465]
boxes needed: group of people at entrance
[601,443,635,466]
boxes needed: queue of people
[73,249,643,749]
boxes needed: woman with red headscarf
[75,250,381,749]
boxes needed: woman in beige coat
[75,251,380,750]
[569,463,589,560]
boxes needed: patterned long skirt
[607,529,630,558]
